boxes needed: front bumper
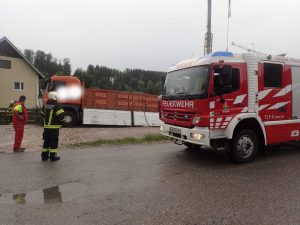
[160,122,211,147]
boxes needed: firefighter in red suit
[12,95,28,152]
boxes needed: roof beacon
[211,51,233,57]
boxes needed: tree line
[24,49,166,95]
[74,66,165,94]
[24,49,71,77]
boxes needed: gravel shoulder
[0,124,161,153]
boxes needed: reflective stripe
[44,125,62,129]
[48,109,53,126]
[233,94,247,105]
[274,84,292,97]
[55,109,64,116]
[268,101,290,110]
[41,110,45,115]
[49,148,58,153]
[42,148,49,152]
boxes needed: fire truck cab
[159,51,300,163]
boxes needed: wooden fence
[0,108,42,125]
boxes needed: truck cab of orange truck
[43,75,83,126]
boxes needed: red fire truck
[159,51,300,163]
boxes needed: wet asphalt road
[0,142,300,225]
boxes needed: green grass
[70,133,169,147]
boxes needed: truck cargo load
[43,76,159,127]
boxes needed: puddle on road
[0,182,88,205]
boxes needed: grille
[162,110,196,122]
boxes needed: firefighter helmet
[48,91,59,100]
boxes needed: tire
[63,111,77,127]
[231,129,258,163]
[184,142,201,150]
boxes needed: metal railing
[0,108,42,125]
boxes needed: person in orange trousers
[12,95,28,152]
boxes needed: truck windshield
[47,80,67,91]
[163,66,210,99]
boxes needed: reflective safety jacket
[12,102,28,124]
[41,100,65,129]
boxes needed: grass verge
[70,133,169,147]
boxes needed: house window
[0,59,11,69]
[264,63,283,88]
[14,82,24,90]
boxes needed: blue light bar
[210,51,233,57]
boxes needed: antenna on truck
[204,0,213,55]
[204,0,233,54]
[226,0,232,52]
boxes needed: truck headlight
[192,116,201,124]
[190,133,205,140]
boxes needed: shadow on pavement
[169,142,300,168]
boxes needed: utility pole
[204,0,213,55]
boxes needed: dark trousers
[43,129,59,153]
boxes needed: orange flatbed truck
[43,75,159,127]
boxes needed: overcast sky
[1,0,300,72]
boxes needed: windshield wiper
[176,92,189,95]
[176,92,193,100]
[163,95,175,100]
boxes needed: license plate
[170,127,181,134]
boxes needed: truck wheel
[231,129,258,163]
[184,142,201,149]
[63,111,77,127]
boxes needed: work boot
[41,152,49,161]
[50,153,60,162]
[13,147,25,153]
[19,147,25,152]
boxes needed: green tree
[146,80,154,94]
[34,50,47,74]
[137,80,145,92]
[63,58,71,75]
[87,65,95,75]
[74,68,94,88]
[23,49,72,79]
[154,81,163,94]
[23,49,35,64]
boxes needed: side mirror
[214,85,224,96]
[44,78,51,90]
[223,65,232,85]
[213,65,233,96]
[162,75,166,93]
[223,85,232,93]
[213,73,223,96]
